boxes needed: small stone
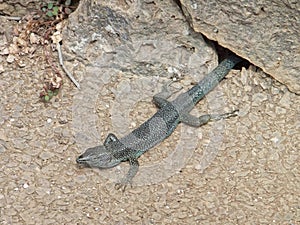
[6,54,15,63]
[29,33,40,44]
[51,31,62,44]
[116,79,131,94]
[0,47,9,55]
[0,144,6,153]
[58,116,68,124]
[6,207,17,216]
[271,86,280,95]
[177,211,188,219]
[275,106,286,114]
[240,68,248,85]
[0,129,8,141]
[18,60,26,67]
[8,43,19,54]
[252,92,268,105]
[16,37,27,47]
[12,137,27,150]
[279,92,291,108]
[39,151,54,160]
[0,64,5,73]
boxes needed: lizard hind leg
[153,80,182,108]
[181,109,239,127]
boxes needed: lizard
[76,54,242,190]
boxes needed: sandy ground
[0,15,299,225]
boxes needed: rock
[0,143,6,153]
[0,64,4,73]
[6,54,15,63]
[29,33,40,44]
[62,1,216,76]
[0,129,8,142]
[179,0,300,94]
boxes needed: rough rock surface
[0,0,299,224]
[179,0,300,94]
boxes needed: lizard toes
[115,182,126,192]
[115,180,132,192]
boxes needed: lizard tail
[188,54,242,104]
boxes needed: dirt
[0,3,299,225]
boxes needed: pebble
[29,33,39,44]
[275,106,286,114]
[252,92,268,105]
[240,68,248,85]
[0,64,4,73]
[39,151,54,160]
[279,91,291,108]
[12,137,27,150]
[6,54,15,63]
[0,144,6,153]
[0,129,8,142]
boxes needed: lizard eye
[99,152,112,162]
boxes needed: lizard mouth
[76,154,89,165]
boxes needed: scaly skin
[76,54,242,190]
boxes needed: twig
[57,43,80,89]
[0,15,22,21]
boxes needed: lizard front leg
[153,80,182,108]
[115,157,139,191]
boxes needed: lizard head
[76,133,123,168]
[76,145,120,168]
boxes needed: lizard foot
[153,80,183,108]
[210,109,239,121]
[115,179,132,192]
[114,157,138,191]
